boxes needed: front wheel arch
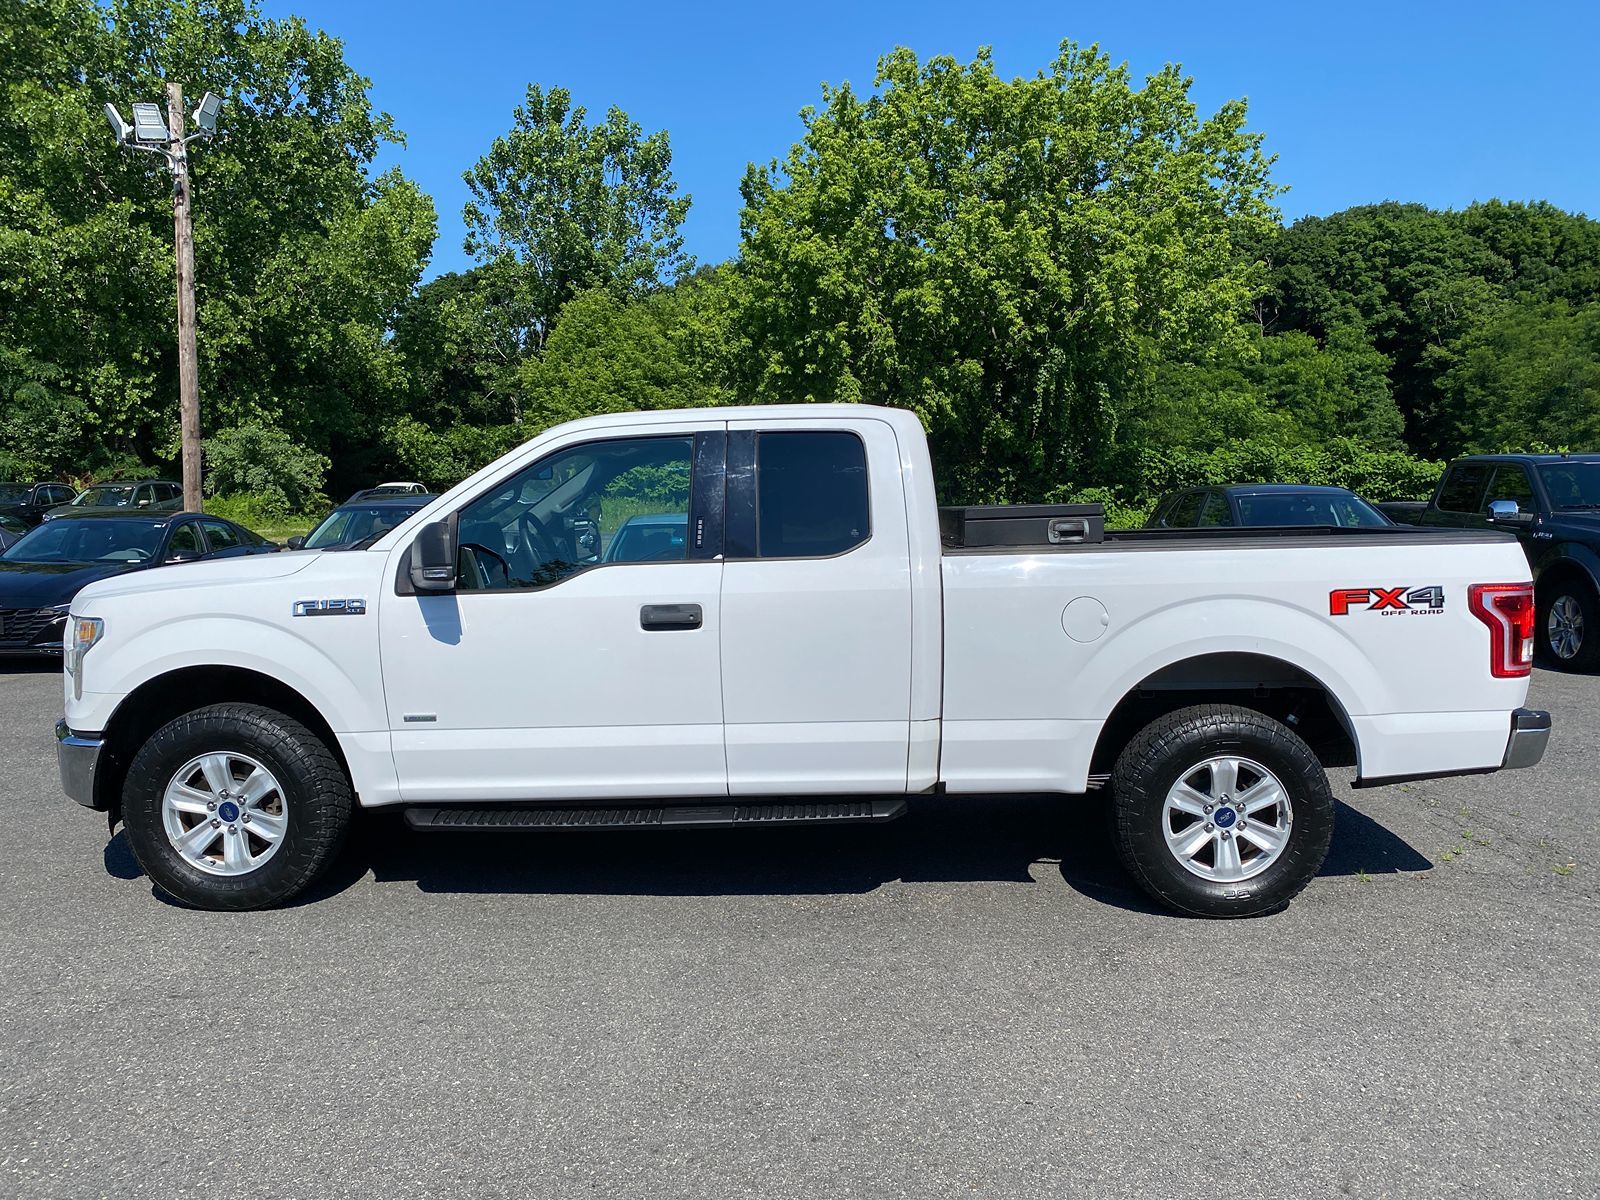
[95,666,351,822]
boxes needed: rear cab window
[754,431,870,558]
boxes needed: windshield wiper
[1555,503,1600,511]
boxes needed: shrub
[203,422,330,517]
[1136,439,1443,503]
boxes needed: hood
[0,559,145,608]
[1542,512,1600,537]
[75,549,320,607]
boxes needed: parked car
[0,512,275,656]
[0,514,29,551]
[602,512,688,562]
[43,480,182,521]
[0,481,76,527]
[290,494,437,550]
[1410,453,1600,670]
[346,481,428,502]
[1147,485,1394,529]
[58,405,1547,916]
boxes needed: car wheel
[1111,704,1335,918]
[1538,580,1600,672]
[121,703,353,910]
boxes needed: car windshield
[2,519,165,563]
[73,485,137,507]
[1235,492,1391,528]
[1538,462,1600,509]
[604,516,688,562]
[304,504,423,549]
[0,484,30,502]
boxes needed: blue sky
[264,0,1600,281]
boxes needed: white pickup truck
[57,405,1551,915]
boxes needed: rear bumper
[56,719,104,809]
[1501,707,1551,770]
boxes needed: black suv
[0,482,76,527]
[1415,454,1600,670]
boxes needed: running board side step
[403,798,908,832]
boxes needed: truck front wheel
[121,703,354,911]
[1538,579,1599,672]
[1111,705,1335,918]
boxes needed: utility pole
[168,83,202,514]
[105,89,222,515]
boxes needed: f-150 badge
[292,598,368,617]
[1329,586,1445,616]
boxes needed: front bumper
[1502,707,1551,770]
[56,719,104,809]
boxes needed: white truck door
[719,417,913,794]
[379,426,728,802]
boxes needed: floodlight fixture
[103,102,132,144]
[192,91,223,133]
[131,101,169,144]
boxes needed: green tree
[392,263,530,427]
[1438,300,1600,452]
[0,0,435,478]
[729,42,1281,502]
[462,84,691,355]
[202,419,329,515]
[519,271,732,430]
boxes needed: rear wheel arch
[94,666,351,820]
[1088,652,1360,780]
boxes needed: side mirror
[286,535,306,550]
[1487,499,1533,526]
[409,518,457,593]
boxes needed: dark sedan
[1146,484,1394,530]
[0,512,276,655]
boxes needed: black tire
[1111,704,1335,918]
[121,703,353,911]
[1537,577,1600,673]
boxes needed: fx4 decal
[1329,586,1445,616]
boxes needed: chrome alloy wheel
[1162,756,1293,883]
[1548,594,1584,661]
[161,752,289,877]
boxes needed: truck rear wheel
[1111,704,1335,918]
[121,703,353,911]
[1538,579,1599,672]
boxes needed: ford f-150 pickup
[56,405,1552,915]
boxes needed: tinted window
[167,523,203,558]
[1162,492,1206,528]
[76,485,136,508]
[753,432,869,558]
[456,436,693,590]
[1197,492,1233,527]
[47,486,73,504]
[201,520,240,551]
[1236,491,1390,528]
[1485,466,1535,510]
[1437,463,1489,513]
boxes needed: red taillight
[1468,583,1536,678]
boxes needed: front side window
[1161,492,1206,528]
[201,520,240,551]
[167,524,203,558]
[456,436,694,590]
[755,431,869,558]
[1197,492,1233,527]
[1485,466,1535,510]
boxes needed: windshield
[304,503,424,549]
[1538,462,1600,509]
[0,485,30,502]
[1235,492,1391,528]
[2,519,165,563]
[73,485,137,508]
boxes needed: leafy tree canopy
[462,84,692,355]
[729,41,1282,502]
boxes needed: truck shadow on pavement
[293,793,1429,913]
[105,793,1430,913]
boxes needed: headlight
[65,615,104,700]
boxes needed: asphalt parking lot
[0,664,1595,1199]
